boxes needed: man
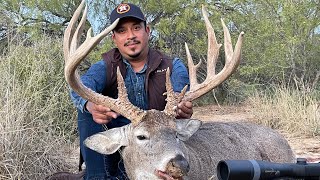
[71,3,193,179]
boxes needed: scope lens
[217,161,229,180]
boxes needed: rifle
[217,158,320,180]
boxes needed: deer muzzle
[165,154,190,179]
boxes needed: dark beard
[128,52,141,59]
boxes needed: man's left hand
[175,101,193,119]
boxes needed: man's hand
[85,101,119,124]
[175,101,193,119]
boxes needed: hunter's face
[112,17,150,61]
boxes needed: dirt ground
[192,104,320,163]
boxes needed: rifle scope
[217,158,320,180]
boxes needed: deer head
[63,1,244,179]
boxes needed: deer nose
[166,154,190,178]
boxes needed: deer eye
[137,135,148,140]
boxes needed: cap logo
[117,4,130,14]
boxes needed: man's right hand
[85,101,119,124]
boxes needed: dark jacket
[101,48,173,111]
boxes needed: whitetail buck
[59,0,295,179]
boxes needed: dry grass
[0,36,78,179]
[248,86,320,137]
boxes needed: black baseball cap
[110,3,146,24]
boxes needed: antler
[163,6,244,116]
[163,68,188,116]
[63,0,146,125]
[183,5,244,102]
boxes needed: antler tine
[202,5,222,77]
[63,0,147,125]
[70,2,88,55]
[185,43,201,89]
[63,0,85,62]
[115,67,147,125]
[163,68,188,116]
[182,5,244,102]
[222,19,244,74]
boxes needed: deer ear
[84,125,130,154]
[176,119,202,141]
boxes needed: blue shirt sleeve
[70,60,107,113]
[171,58,190,92]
